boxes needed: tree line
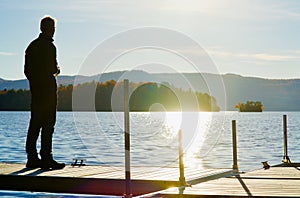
[0,80,220,112]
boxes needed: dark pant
[26,88,57,160]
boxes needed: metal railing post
[123,79,132,198]
[282,115,290,163]
[178,129,186,195]
[232,120,238,170]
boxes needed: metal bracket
[261,161,270,169]
[71,158,86,167]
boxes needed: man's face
[42,21,55,38]
[48,24,55,38]
[46,22,55,38]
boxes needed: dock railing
[232,120,238,171]
[122,84,294,197]
[282,114,291,164]
[123,79,132,198]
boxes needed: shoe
[26,157,42,168]
[41,159,65,170]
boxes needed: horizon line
[2,70,300,81]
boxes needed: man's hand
[53,66,60,77]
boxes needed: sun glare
[149,110,214,168]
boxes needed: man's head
[40,16,56,38]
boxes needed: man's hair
[40,16,56,32]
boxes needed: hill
[1,71,300,111]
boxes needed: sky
[1,0,300,80]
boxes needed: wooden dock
[1,115,297,197]
[152,163,300,197]
[0,162,234,196]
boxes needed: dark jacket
[24,33,59,105]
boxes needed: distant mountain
[1,71,300,111]
[0,79,29,90]
[221,74,300,111]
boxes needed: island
[235,101,264,112]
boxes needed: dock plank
[155,167,300,197]
[0,162,233,196]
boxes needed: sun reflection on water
[145,111,216,169]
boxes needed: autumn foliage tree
[235,101,264,112]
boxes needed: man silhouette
[24,16,65,169]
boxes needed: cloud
[207,47,300,62]
[160,0,300,22]
[253,53,297,61]
[0,52,16,56]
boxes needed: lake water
[0,111,299,197]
